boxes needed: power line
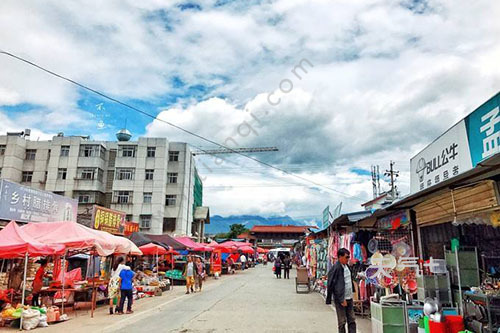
[0,50,367,202]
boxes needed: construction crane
[192,147,278,156]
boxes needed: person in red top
[32,259,48,307]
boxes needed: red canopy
[221,241,253,248]
[239,245,255,254]
[207,241,236,253]
[175,237,213,252]
[0,221,64,258]
[21,221,137,256]
[257,247,268,254]
[139,243,168,256]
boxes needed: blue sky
[1,0,499,217]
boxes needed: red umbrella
[239,245,255,254]
[208,241,237,253]
[257,247,267,254]
[139,243,168,255]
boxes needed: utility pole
[377,165,381,196]
[385,161,400,199]
[371,166,377,199]
[371,165,382,199]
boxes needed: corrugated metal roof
[250,225,314,233]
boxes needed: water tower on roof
[116,128,132,142]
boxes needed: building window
[53,191,65,196]
[169,151,179,162]
[147,147,156,158]
[167,172,178,184]
[57,168,67,180]
[79,145,103,157]
[116,168,134,180]
[126,214,133,222]
[77,168,99,181]
[77,168,103,181]
[140,215,152,229]
[60,146,70,157]
[120,145,136,157]
[165,194,176,206]
[22,171,33,182]
[25,149,36,160]
[0,145,6,155]
[143,192,152,203]
[145,169,154,180]
[114,191,132,204]
[78,194,91,203]
[163,218,176,232]
[0,168,2,178]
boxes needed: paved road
[108,265,371,332]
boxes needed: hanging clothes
[353,243,363,263]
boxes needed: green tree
[214,232,229,239]
[226,224,249,239]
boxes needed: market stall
[0,221,64,329]
[20,221,142,318]
[207,242,240,273]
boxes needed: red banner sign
[124,221,139,236]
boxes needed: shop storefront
[375,92,500,332]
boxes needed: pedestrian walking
[116,263,135,315]
[183,255,195,294]
[195,257,205,292]
[274,257,282,279]
[283,255,291,279]
[108,256,127,315]
[240,254,247,270]
[326,248,356,333]
[227,256,235,274]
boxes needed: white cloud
[1,0,500,218]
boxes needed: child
[117,266,135,314]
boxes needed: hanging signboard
[332,202,342,220]
[322,206,330,229]
[410,92,500,194]
[0,179,77,223]
[92,205,125,235]
[410,121,472,193]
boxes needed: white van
[268,248,291,261]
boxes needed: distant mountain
[206,215,320,234]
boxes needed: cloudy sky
[1,0,499,221]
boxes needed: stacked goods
[165,270,184,280]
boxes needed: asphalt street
[108,265,371,333]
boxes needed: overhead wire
[0,50,368,201]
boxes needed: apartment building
[0,130,207,236]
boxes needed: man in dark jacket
[326,248,356,333]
